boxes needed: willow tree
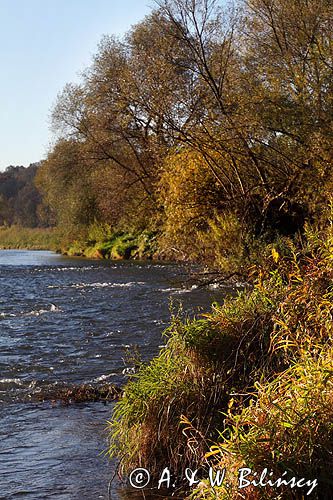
[242,0,333,221]
[36,139,97,233]
[38,0,333,252]
[45,12,196,230]
[154,0,333,238]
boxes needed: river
[0,250,232,499]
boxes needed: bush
[108,277,282,479]
[192,219,333,499]
[87,221,113,245]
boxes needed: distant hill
[0,163,43,227]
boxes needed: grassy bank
[0,226,63,251]
[0,224,159,261]
[64,227,159,260]
[108,219,333,499]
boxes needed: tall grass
[0,226,63,251]
[194,348,333,499]
[108,215,333,499]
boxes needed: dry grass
[108,215,333,499]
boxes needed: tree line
[7,0,333,264]
[0,164,44,227]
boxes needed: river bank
[0,226,62,251]
[2,224,333,499]
[63,230,160,261]
[0,226,167,262]
[108,220,333,500]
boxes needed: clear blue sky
[0,0,153,170]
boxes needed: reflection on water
[0,250,231,499]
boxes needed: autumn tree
[156,0,333,238]
[36,139,97,233]
[37,0,333,263]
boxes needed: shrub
[191,219,333,499]
[108,279,282,480]
[87,221,113,245]
[196,348,333,499]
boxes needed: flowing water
[0,250,233,499]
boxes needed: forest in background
[0,164,43,227]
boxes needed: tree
[37,0,333,256]
[0,164,42,227]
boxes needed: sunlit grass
[108,216,333,499]
[0,226,62,251]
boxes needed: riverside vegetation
[109,219,333,499]
[1,0,333,498]
[0,224,157,259]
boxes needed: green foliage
[108,234,138,259]
[178,318,220,353]
[108,332,208,475]
[63,227,158,260]
[87,222,113,245]
[0,226,62,251]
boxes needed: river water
[0,250,232,499]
